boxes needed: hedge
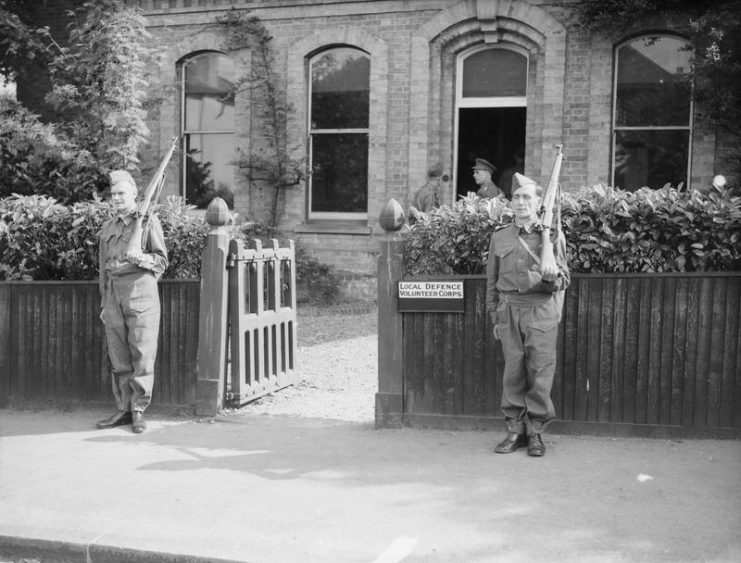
[403,184,741,276]
[0,193,342,304]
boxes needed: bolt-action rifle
[538,145,564,278]
[125,136,179,256]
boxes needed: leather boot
[527,433,545,457]
[131,411,147,434]
[494,432,527,454]
[96,411,132,429]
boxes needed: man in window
[472,158,503,199]
[486,173,569,457]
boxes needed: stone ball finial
[205,197,230,227]
[379,198,406,232]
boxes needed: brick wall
[14,0,728,277]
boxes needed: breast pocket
[492,243,516,271]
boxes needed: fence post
[376,199,406,428]
[195,197,231,416]
[0,284,9,407]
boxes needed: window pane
[185,133,235,208]
[184,53,235,131]
[616,36,691,126]
[311,133,368,213]
[614,130,689,190]
[463,49,527,97]
[311,48,370,129]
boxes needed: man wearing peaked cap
[472,157,504,200]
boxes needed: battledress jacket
[485,222,570,324]
[98,213,168,303]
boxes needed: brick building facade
[18,0,731,277]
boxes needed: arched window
[308,47,370,220]
[180,51,235,208]
[612,35,692,190]
[455,46,528,197]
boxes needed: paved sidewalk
[0,408,740,563]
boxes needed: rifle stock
[539,145,564,278]
[126,136,179,256]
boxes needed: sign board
[398,281,464,313]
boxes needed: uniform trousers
[497,292,560,434]
[102,272,160,413]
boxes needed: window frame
[610,34,694,190]
[179,50,236,206]
[307,46,371,221]
[453,44,529,190]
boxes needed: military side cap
[109,170,136,190]
[513,172,539,189]
[428,162,444,177]
[472,158,496,173]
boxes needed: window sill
[295,222,371,235]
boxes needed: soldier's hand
[125,250,144,265]
[540,240,559,281]
[493,324,501,340]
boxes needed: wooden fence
[378,236,741,438]
[0,280,200,410]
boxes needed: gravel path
[232,308,378,423]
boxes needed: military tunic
[99,213,168,414]
[477,180,504,200]
[412,180,441,212]
[485,222,569,433]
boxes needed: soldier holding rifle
[485,149,570,457]
[96,140,176,433]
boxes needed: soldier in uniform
[486,172,569,456]
[96,170,168,434]
[411,163,448,212]
[472,158,503,199]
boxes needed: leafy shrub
[0,194,209,280]
[402,185,741,276]
[294,247,341,305]
[0,195,343,305]
[562,184,741,272]
[403,194,513,275]
[0,98,107,203]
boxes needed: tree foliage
[576,0,741,172]
[45,0,157,171]
[0,0,159,202]
[0,0,55,80]
[0,97,105,202]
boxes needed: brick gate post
[376,199,405,428]
[195,197,231,416]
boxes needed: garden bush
[403,184,741,276]
[0,194,211,280]
[0,98,108,203]
[0,194,342,304]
